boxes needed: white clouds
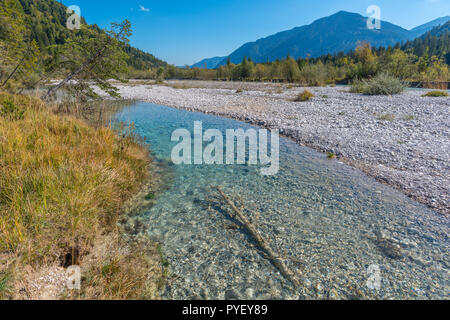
[139,5,150,12]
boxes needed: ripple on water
[115,102,449,300]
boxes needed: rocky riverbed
[114,102,449,300]
[113,80,449,215]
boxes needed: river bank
[113,80,450,215]
[0,93,163,300]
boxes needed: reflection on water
[115,102,449,300]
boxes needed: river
[114,102,448,300]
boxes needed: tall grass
[0,92,162,299]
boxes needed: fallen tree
[214,186,300,288]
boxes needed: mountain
[16,0,167,70]
[191,56,226,69]
[216,11,448,66]
[410,16,450,38]
[422,20,450,37]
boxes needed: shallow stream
[115,102,448,300]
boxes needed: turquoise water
[115,102,449,300]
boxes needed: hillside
[215,11,450,66]
[410,16,450,38]
[191,56,226,69]
[17,0,167,70]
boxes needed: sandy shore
[114,80,449,215]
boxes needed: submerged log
[215,186,300,288]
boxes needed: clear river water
[114,102,448,300]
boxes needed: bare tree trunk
[41,44,109,101]
[1,56,26,88]
[215,186,301,288]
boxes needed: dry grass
[422,90,448,97]
[422,82,448,90]
[0,270,13,299]
[169,83,203,90]
[64,235,163,300]
[377,113,396,121]
[0,92,162,299]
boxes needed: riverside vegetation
[0,92,164,300]
[0,0,164,300]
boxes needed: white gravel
[114,80,450,215]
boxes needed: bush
[299,62,329,86]
[350,73,407,95]
[349,79,367,93]
[0,97,25,121]
[294,90,314,102]
[422,90,448,97]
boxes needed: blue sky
[61,0,450,66]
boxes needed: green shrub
[0,98,25,120]
[422,90,448,97]
[349,79,367,93]
[294,90,314,102]
[351,73,407,95]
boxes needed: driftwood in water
[215,186,300,288]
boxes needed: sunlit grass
[0,92,159,299]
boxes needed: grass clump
[77,237,162,300]
[0,92,161,299]
[351,73,407,95]
[294,90,314,102]
[377,113,396,121]
[0,271,13,299]
[422,90,448,97]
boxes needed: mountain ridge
[410,16,450,37]
[191,11,450,69]
[191,56,226,69]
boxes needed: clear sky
[61,0,450,66]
